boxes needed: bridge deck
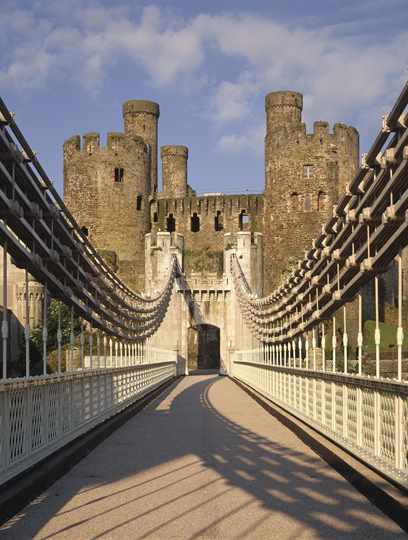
[1,375,404,539]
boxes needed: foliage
[184,248,223,275]
[31,299,81,353]
[13,299,82,376]
[363,320,398,353]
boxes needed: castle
[63,92,359,293]
[62,91,359,371]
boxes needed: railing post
[305,335,309,370]
[312,329,317,371]
[103,334,107,368]
[2,241,8,379]
[42,286,48,375]
[24,269,30,378]
[80,325,84,369]
[357,294,363,376]
[343,306,348,375]
[321,323,326,372]
[69,307,74,372]
[395,395,403,470]
[57,302,62,374]
[397,253,403,381]
[298,338,302,369]
[332,316,337,372]
[374,276,381,378]
[96,331,101,369]
[89,326,93,370]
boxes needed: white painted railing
[232,350,408,488]
[0,360,176,486]
[82,346,177,369]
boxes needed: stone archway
[187,324,220,371]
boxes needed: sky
[1,0,407,196]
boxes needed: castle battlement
[266,119,358,144]
[154,193,263,216]
[63,131,147,159]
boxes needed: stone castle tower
[263,91,359,293]
[160,145,189,198]
[63,100,159,290]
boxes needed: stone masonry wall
[150,194,264,277]
[64,131,149,291]
[263,91,359,293]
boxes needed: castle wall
[64,131,150,291]
[263,91,359,293]
[151,194,264,277]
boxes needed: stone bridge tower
[263,91,359,293]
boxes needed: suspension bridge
[1,81,408,538]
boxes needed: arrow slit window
[114,167,124,183]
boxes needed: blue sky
[1,0,407,195]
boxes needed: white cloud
[0,2,407,151]
[210,75,259,123]
[217,124,264,156]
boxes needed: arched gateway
[188,324,220,371]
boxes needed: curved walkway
[1,375,405,539]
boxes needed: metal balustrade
[232,351,408,488]
[0,359,176,485]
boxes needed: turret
[161,145,188,198]
[265,91,303,132]
[122,100,160,193]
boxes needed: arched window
[317,191,328,212]
[191,212,200,232]
[214,211,223,231]
[166,213,176,233]
[304,193,312,212]
[289,192,299,212]
[136,195,142,210]
[239,210,250,231]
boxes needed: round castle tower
[63,107,151,291]
[265,91,303,131]
[123,100,160,193]
[161,145,188,198]
[263,90,359,293]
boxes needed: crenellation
[107,132,125,152]
[63,135,81,161]
[313,121,330,138]
[83,132,100,154]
